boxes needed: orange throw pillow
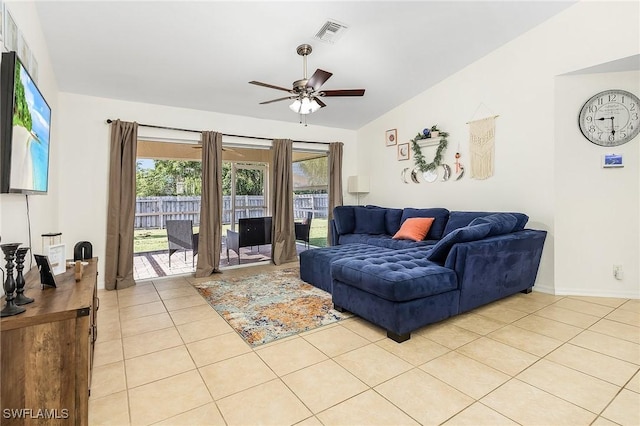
[392,217,435,241]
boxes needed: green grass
[309,218,328,248]
[133,219,328,253]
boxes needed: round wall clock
[578,89,640,146]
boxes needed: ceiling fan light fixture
[290,97,321,115]
[289,99,302,113]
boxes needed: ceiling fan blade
[249,81,293,93]
[314,97,327,108]
[320,89,365,97]
[306,69,333,90]
[260,96,295,105]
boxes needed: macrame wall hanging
[467,107,498,180]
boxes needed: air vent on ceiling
[315,19,348,44]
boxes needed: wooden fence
[135,194,328,229]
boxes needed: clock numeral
[589,125,596,133]
[609,134,615,142]
[597,132,603,139]
[588,105,598,113]
[621,96,625,104]
[597,98,604,105]
[586,116,593,122]
[609,94,617,102]
[621,132,627,138]
[631,103,636,111]
[632,113,639,121]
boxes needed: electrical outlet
[613,265,623,280]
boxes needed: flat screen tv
[0,51,51,194]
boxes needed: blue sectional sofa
[299,206,547,342]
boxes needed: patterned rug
[193,267,349,347]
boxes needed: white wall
[57,93,357,288]
[0,2,59,288]
[555,71,639,298]
[355,1,639,295]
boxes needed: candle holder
[1,243,26,317]
[14,247,34,306]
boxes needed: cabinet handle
[96,297,100,311]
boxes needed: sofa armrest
[445,230,547,312]
[330,219,340,246]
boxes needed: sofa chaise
[299,206,546,342]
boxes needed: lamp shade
[347,176,370,193]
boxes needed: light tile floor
[90,264,640,425]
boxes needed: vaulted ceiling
[35,1,575,130]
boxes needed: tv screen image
[0,51,52,194]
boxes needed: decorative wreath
[411,125,449,172]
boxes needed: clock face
[578,89,640,146]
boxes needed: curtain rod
[105,119,331,145]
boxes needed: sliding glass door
[223,162,269,231]
[293,151,328,247]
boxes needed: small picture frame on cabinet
[47,243,66,275]
[385,129,397,146]
[34,255,57,288]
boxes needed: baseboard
[553,287,640,299]
[532,283,555,295]
[533,284,639,299]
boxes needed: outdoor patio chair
[166,219,199,268]
[295,211,313,249]
[226,217,272,264]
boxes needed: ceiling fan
[249,44,365,117]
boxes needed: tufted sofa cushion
[331,250,457,302]
[339,233,385,245]
[300,243,395,293]
[366,235,437,250]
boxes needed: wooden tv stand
[1,258,98,425]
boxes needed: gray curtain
[327,142,344,245]
[105,120,138,290]
[270,139,297,265]
[195,131,223,277]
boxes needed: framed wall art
[602,154,623,168]
[398,143,410,161]
[17,30,29,64]
[3,6,16,52]
[0,0,4,45]
[385,129,397,146]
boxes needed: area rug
[193,267,350,347]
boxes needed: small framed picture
[17,30,29,65]
[3,6,16,52]
[602,153,623,168]
[34,255,57,288]
[47,243,66,275]
[385,129,397,146]
[398,143,410,161]
[0,0,4,44]
[29,50,38,82]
